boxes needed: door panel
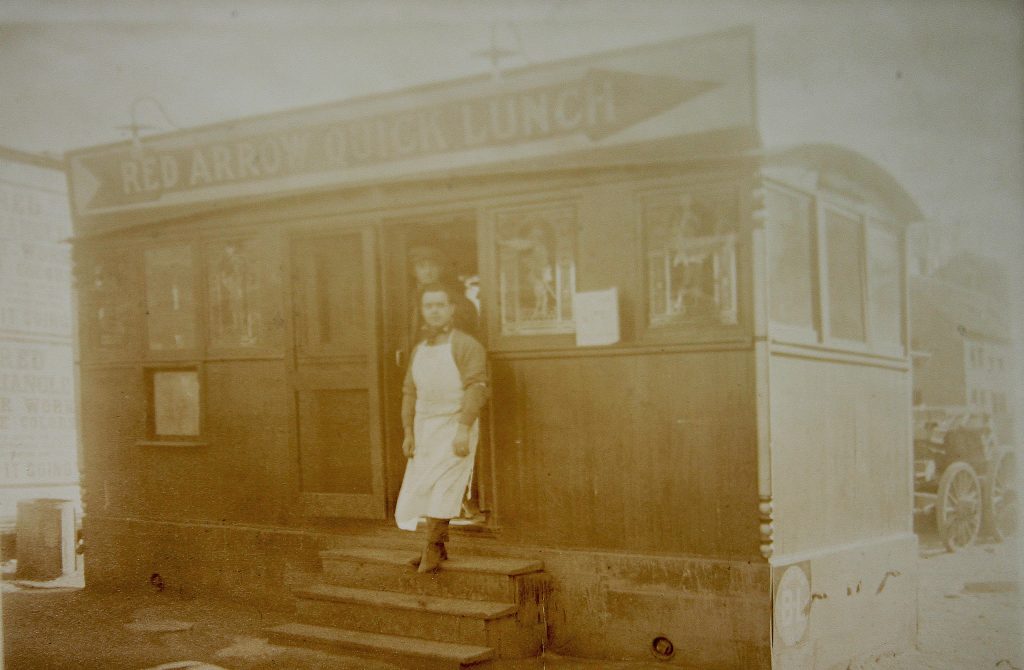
[297,389,373,495]
[291,228,385,518]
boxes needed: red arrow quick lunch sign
[67,26,757,222]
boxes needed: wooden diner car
[69,30,920,670]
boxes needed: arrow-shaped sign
[582,69,719,140]
[72,69,722,213]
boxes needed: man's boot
[408,518,450,567]
[416,517,450,573]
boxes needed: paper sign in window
[574,288,620,347]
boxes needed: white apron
[394,339,479,531]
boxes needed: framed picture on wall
[642,188,739,329]
[493,203,577,336]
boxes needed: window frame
[481,197,580,352]
[635,180,751,346]
[764,179,907,359]
[817,197,870,352]
[764,181,819,346]
[141,240,204,362]
[864,216,906,358]
[138,362,207,447]
[77,244,144,363]
[202,232,285,359]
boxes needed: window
[82,253,139,356]
[824,208,865,342]
[494,203,576,336]
[642,189,738,328]
[867,223,901,349]
[763,181,909,358]
[206,237,282,351]
[145,366,202,443]
[144,245,197,352]
[766,187,814,330]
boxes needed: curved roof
[761,143,924,223]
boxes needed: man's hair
[418,282,455,304]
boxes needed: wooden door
[290,227,385,518]
[380,218,495,519]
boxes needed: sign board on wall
[0,154,79,521]
[66,26,758,232]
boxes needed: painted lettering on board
[74,70,719,211]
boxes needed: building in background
[0,146,80,527]
[932,251,1011,307]
[907,218,960,277]
[911,272,1015,443]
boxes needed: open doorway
[381,212,493,529]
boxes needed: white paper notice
[574,287,620,347]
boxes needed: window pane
[152,370,200,436]
[496,204,576,335]
[144,245,196,351]
[292,233,366,355]
[207,238,265,349]
[868,224,902,348]
[85,255,137,352]
[825,210,865,341]
[643,190,738,327]
[766,187,814,329]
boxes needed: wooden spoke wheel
[936,461,982,552]
[984,452,1018,542]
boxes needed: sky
[0,0,1022,267]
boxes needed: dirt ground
[852,531,1022,670]
[1,531,1021,669]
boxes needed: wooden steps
[267,544,549,668]
[266,622,494,670]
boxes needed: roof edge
[760,143,924,223]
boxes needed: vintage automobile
[914,406,1018,551]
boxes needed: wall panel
[491,349,759,557]
[769,354,912,557]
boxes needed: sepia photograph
[0,1,1021,668]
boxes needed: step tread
[321,546,543,576]
[267,622,495,664]
[296,583,518,620]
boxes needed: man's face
[413,258,441,285]
[421,290,454,328]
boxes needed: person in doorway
[408,245,479,342]
[394,282,489,573]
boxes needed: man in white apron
[395,282,489,573]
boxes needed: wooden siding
[768,353,912,557]
[490,348,760,558]
[79,360,292,525]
